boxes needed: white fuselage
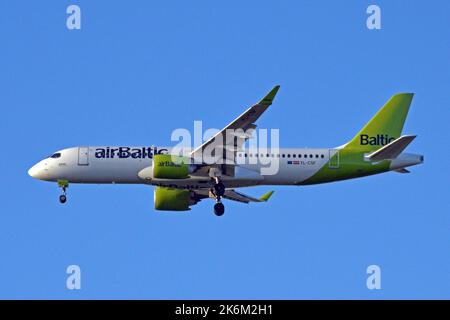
[28,146,423,189]
[28,146,331,187]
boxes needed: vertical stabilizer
[345,93,414,152]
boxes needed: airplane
[28,86,423,216]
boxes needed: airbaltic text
[360,134,395,146]
[95,147,168,159]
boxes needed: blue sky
[0,0,449,299]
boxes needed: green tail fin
[345,93,414,151]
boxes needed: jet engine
[138,154,196,181]
[154,187,191,211]
[152,154,191,179]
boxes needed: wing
[223,189,274,203]
[190,85,280,165]
[193,189,274,204]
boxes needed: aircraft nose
[28,163,45,179]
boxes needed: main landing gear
[58,180,69,204]
[211,178,226,216]
[214,202,225,216]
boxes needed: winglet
[259,190,274,202]
[258,85,280,106]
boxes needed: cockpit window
[50,153,61,159]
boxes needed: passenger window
[298,154,302,158]
[315,154,319,158]
[293,154,296,158]
[282,154,285,158]
[287,154,291,158]
[309,154,313,158]
[321,154,324,158]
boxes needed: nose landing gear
[57,180,69,204]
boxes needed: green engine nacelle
[154,187,190,211]
[153,154,190,179]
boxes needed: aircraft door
[78,147,89,166]
[328,149,339,168]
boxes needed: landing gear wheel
[59,194,67,204]
[213,182,225,197]
[214,202,225,216]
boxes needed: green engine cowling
[153,154,191,179]
[154,187,190,211]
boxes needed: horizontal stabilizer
[366,135,417,161]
